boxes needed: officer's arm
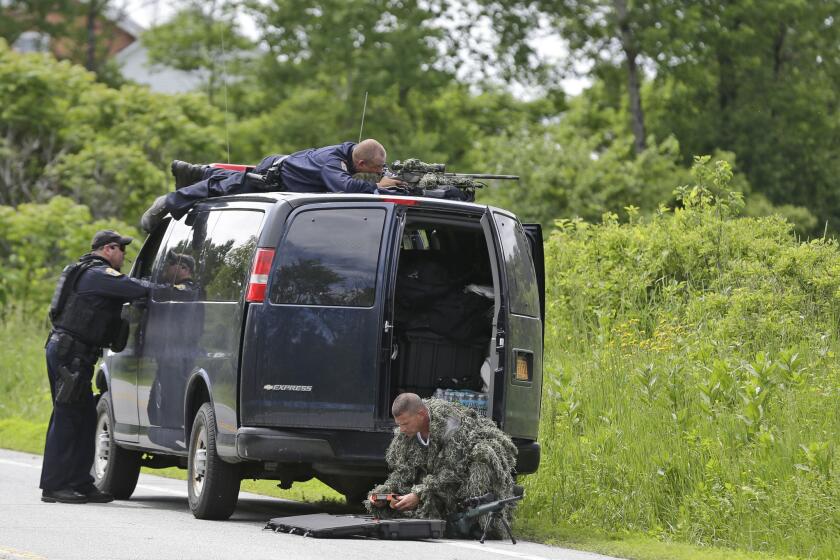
[78,268,152,301]
[320,157,377,194]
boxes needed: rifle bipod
[479,510,517,545]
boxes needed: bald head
[353,139,386,173]
[392,392,425,417]
[354,139,385,161]
[392,393,430,438]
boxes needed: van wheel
[93,392,141,499]
[187,403,240,519]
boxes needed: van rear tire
[93,392,141,499]
[187,403,240,519]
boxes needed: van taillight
[382,197,419,206]
[245,248,275,303]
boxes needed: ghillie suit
[367,398,518,539]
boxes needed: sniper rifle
[447,485,524,544]
[384,159,518,201]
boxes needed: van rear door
[485,210,543,440]
[523,223,545,336]
[240,202,395,430]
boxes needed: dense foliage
[0,196,138,315]
[479,0,840,231]
[0,41,225,220]
[522,159,840,557]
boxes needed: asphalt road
[0,448,621,560]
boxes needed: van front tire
[93,392,141,499]
[187,402,240,519]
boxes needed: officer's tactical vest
[50,256,123,347]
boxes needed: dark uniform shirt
[280,142,377,194]
[74,260,152,301]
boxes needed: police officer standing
[40,230,152,504]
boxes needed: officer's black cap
[91,229,133,250]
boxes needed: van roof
[203,191,496,212]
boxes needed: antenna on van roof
[207,2,232,162]
[358,91,369,143]
[220,23,231,163]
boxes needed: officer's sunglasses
[107,243,127,253]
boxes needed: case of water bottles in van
[433,388,488,413]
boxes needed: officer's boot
[171,160,209,190]
[140,194,169,233]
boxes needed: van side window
[493,213,540,318]
[202,210,264,302]
[152,215,208,302]
[270,208,386,307]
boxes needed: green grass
[0,417,47,455]
[0,313,52,422]
[0,314,51,456]
[518,199,840,559]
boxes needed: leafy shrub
[0,40,224,223]
[0,197,139,316]
[524,157,840,557]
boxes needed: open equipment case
[265,513,446,539]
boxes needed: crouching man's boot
[140,194,169,233]
[171,160,209,190]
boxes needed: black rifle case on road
[265,513,445,539]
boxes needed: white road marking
[0,546,47,560]
[442,541,554,560]
[0,459,39,470]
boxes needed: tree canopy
[0,0,837,312]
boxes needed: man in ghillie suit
[367,393,518,539]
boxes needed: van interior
[385,214,497,418]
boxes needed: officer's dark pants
[39,338,97,492]
[165,154,282,220]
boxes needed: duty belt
[48,331,103,361]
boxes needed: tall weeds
[521,158,840,557]
[0,310,50,421]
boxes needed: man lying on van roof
[140,139,407,233]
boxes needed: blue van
[93,192,544,519]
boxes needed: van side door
[485,210,543,440]
[140,207,265,452]
[137,213,209,450]
[240,202,394,430]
